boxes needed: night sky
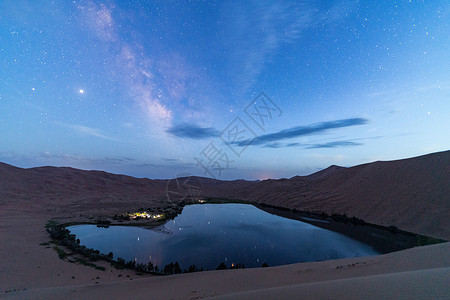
[1,1,449,180]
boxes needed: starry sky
[1,1,449,180]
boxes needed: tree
[173,262,181,274]
[187,264,198,273]
[147,261,154,272]
[136,263,147,272]
[117,257,125,265]
[164,262,174,274]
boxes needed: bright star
[79,89,84,94]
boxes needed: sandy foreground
[1,199,449,299]
[1,151,449,299]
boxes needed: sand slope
[0,150,449,298]
[1,150,448,238]
[3,242,449,299]
[235,150,450,240]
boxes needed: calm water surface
[68,204,379,270]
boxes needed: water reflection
[68,204,379,271]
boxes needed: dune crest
[0,151,449,298]
[1,151,449,239]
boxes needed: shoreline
[1,152,449,299]
[42,200,445,276]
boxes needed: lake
[68,203,380,271]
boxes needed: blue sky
[0,0,449,180]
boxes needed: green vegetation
[185,264,200,273]
[416,234,446,246]
[199,198,252,205]
[388,225,399,234]
[215,262,246,270]
[256,202,447,247]
[45,220,58,228]
[45,199,446,276]
[53,246,68,259]
[230,263,245,269]
[74,257,105,271]
[163,262,182,274]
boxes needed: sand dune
[0,150,449,298]
[235,150,450,240]
[3,241,449,299]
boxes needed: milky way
[1,1,449,180]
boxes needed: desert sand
[1,150,449,299]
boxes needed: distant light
[79,89,84,94]
[32,87,35,91]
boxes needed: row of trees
[46,224,113,262]
[46,222,206,274]
[46,222,270,275]
[216,262,268,270]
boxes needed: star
[79,89,84,94]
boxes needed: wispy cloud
[37,152,135,165]
[57,122,120,142]
[234,118,368,147]
[262,140,365,149]
[161,157,182,162]
[263,142,302,149]
[166,123,220,139]
[305,140,362,149]
[223,1,313,92]
[223,1,356,92]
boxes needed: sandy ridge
[1,150,449,299]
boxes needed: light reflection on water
[68,203,379,270]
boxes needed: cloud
[234,118,368,147]
[263,142,302,148]
[37,152,136,165]
[306,141,362,149]
[263,142,283,149]
[166,123,220,139]
[57,123,120,142]
[262,140,365,149]
[223,1,356,92]
[287,142,301,147]
[161,158,182,162]
[223,1,313,92]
